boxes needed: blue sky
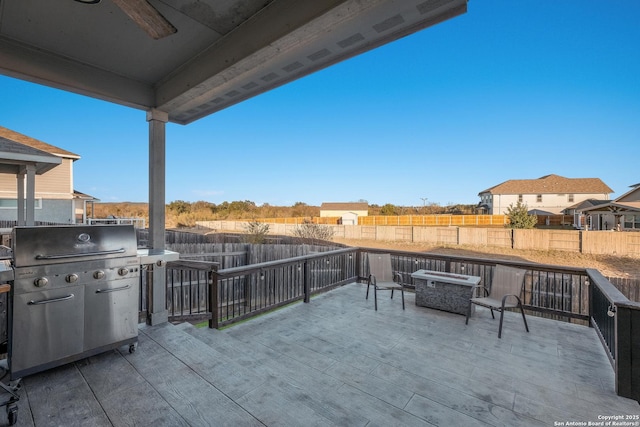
[2,0,639,207]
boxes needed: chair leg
[390,289,394,299]
[519,303,529,332]
[401,287,405,310]
[498,309,505,339]
[490,309,495,319]
[374,287,378,311]
[366,283,370,300]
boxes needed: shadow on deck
[5,283,639,426]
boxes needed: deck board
[4,282,639,427]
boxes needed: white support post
[16,165,36,226]
[17,171,25,226]
[25,164,36,226]
[147,109,169,325]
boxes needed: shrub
[506,202,538,229]
[292,219,334,243]
[242,221,270,244]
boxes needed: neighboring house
[0,126,97,224]
[319,202,368,224]
[477,174,613,215]
[563,199,611,230]
[575,183,640,231]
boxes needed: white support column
[16,171,25,226]
[16,165,36,226]
[25,164,36,226]
[147,109,169,325]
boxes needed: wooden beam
[112,0,177,40]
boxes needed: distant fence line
[254,217,341,225]
[252,214,510,226]
[358,214,509,226]
[253,214,577,227]
[196,220,640,258]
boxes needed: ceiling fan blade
[111,0,177,40]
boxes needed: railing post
[615,303,640,402]
[147,262,168,325]
[209,269,219,329]
[588,276,594,328]
[303,260,310,303]
[355,249,362,282]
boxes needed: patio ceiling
[0,0,467,125]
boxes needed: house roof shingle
[0,126,80,159]
[562,198,611,213]
[479,174,613,196]
[320,202,368,211]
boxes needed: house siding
[0,158,72,198]
[320,202,368,218]
[485,192,610,215]
[36,158,72,194]
[320,209,368,218]
[0,199,74,224]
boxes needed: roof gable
[0,136,62,174]
[0,126,80,159]
[479,174,613,195]
[614,183,640,203]
[563,198,610,212]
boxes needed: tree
[506,202,537,229]
[379,203,397,216]
[167,200,190,214]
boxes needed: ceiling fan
[74,0,177,40]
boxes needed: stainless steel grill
[9,225,140,380]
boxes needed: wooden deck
[4,283,639,426]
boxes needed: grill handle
[27,294,74,305]
[35,248,127,260]
[96,284,132,294]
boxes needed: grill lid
[12,225,138,267]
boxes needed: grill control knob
[118,267,130,276]
[34,277,48,288]
[93,270,105,280]
[66,274,79,283]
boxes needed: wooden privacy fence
[254,217,341,225]
[203,214,571,227]
[248,215,510,226]
[359,215,508,226]
[196,221,640,258]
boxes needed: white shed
[341,212,358,225]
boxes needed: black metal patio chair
[366,253,405,310]
[465,264,529,338]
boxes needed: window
[518,194,523,203]
[536,194,542,203]
[0,198,42,209]
[624,215,640,230]
[568,194,574,203]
